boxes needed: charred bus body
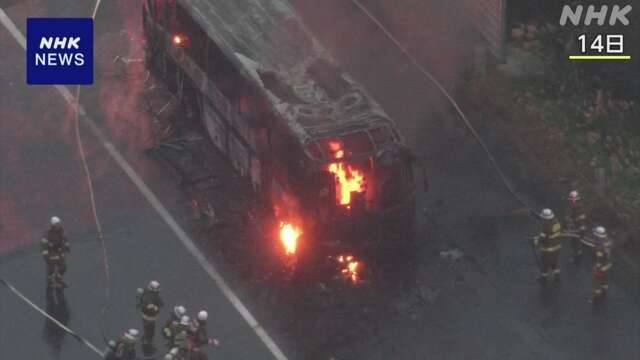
[143,0,418,255]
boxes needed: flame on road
[327,141,365,207]
[337,255,360,283]
[279,222,301,255]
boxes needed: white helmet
[125,328,139,341]
[540,208,554,220]
[165,348,179,359]
[568,190,580,201]
[197,310,208,322]
[593,226,607,238]
[174,306,186,318]
[148,280,160,291]
[50,216,61,226]
[180,315,191,326]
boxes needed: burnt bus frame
[144,0,265,188]
[142,0,416,229]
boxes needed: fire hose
[1,275,169,359]
[73,0,114,348]
[0,277,106,358]
[350,0,540,219]
[561,231,597,248]
[529,231,597,272]
[72,5,184,359]
[529,238,542,273]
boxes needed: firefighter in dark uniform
[190,311,220,360]
[162,306,187,349]
[41,216,70,287]
[106,329,139,360]
[136,280,164,347]
[566,190,587,263]
[590,226,613,304]
[165,315,192,358]
[172,316,191,351]
[533,209,563,283]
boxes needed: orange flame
[338,255,360,283]
[327,141,365,207]
[173,35,183,45]
[279,222,301,255]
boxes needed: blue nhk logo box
[27,18,93,85]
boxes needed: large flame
[279,222,301,255]
[327,141,365,207]
[337,255,360,283]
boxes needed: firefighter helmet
[568,190,580,201]
[180,315,190,326]
[593,226,607,238]
[540,208,554,220]
[197,310,208,322]
[125,328,140,341]
[148,280,160,291]
[174,306,186,318]
[165,348,179,360]
[50,216,61,226]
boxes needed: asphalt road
[0,1,287,359]
[1,1,639,360]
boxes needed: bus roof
[179,0,399,144]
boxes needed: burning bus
[143,0,419,256]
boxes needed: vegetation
[466,18,640,217]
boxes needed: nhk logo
[27,18,93,85]
[559,5,632,26]
[36,37,85,66]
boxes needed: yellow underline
[569,55,631,60]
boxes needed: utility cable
[350,0,540,219]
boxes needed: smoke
[292,0,475,92]
[0,0,150,255]
[0,102,90,254]
[290,0,478,151]
[94,0,152,158]
[362,0,475,88]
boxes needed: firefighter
[163,316,192,357]
[105,340,117,360]
[533,209,563,283]
[107,329,139,360]
[590,226,613,304]
[172,316,192,351]
[566,190,587,263]
[162,306,187,348]
[136,280,164,347]
[190,311,220,360]
[41,216,70,287]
